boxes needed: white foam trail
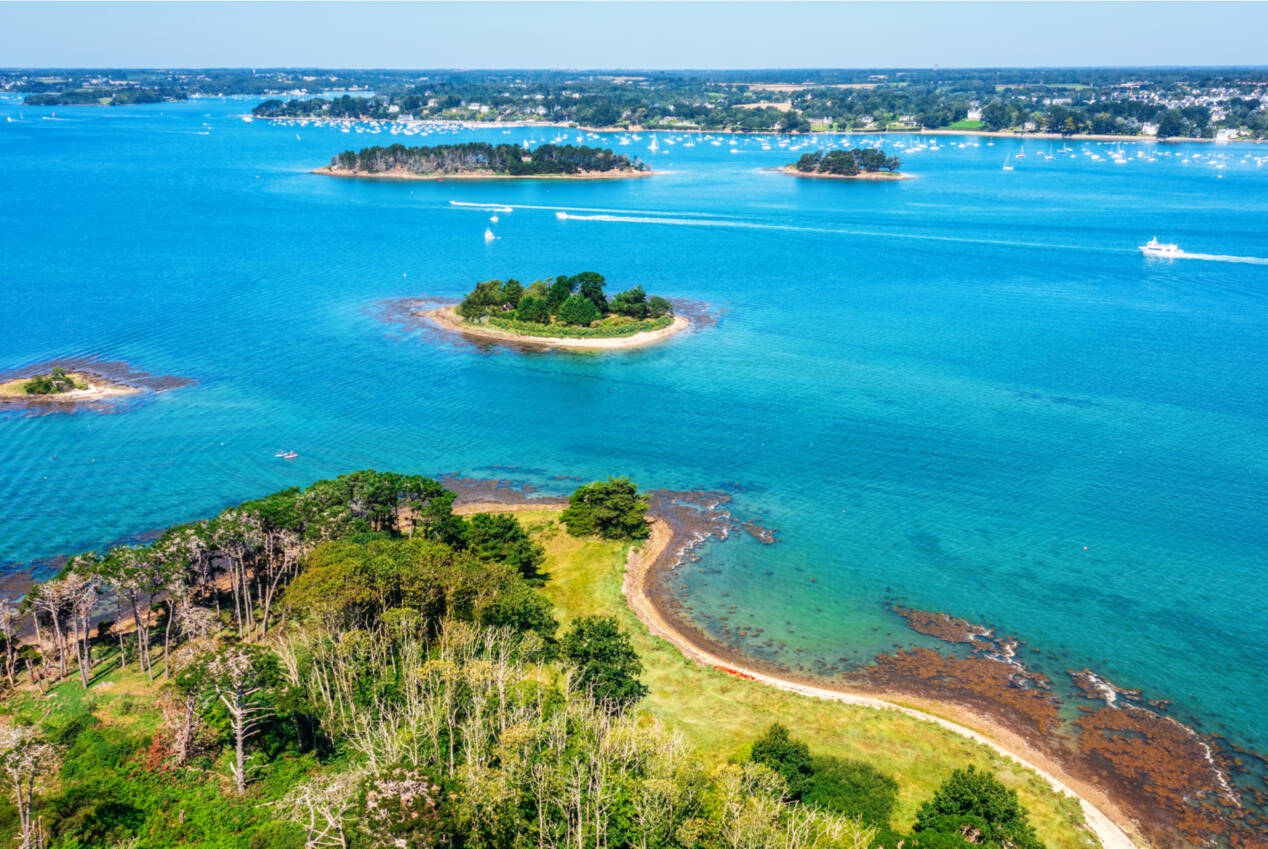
[556,212,1120,253]
[449,200,721,218]
[1173,252,1268,265]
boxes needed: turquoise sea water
[2,98,1266,754]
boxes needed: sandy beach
[624,516,1142,849]
[312,166,660,181]
[422,305,691,351]
[772,165,911,180]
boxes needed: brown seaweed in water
[871,605,1268,849]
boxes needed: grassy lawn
[1,646,164,741]
[521,508,1098,849]
[944,119,986,131]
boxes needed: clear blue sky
[2,2,1266,69]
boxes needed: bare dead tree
[258,529,310,640]
[28,581,71,681]
[0,722,57,849]
[63,571,98,689]
[213,512,263,640]
[206,647,273,794]
[0,599,20,690]
[272,769,363,849]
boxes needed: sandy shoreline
[624,516,1141,849]
[772,165,911,181]
[422,305,690,351]
[312,166,659,181]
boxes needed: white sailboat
[1002,155,1014,171]
[484,227,496,242]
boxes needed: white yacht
[484,227,496,242]
[1139,237,1181,257]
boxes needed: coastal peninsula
[777,148,909,180]
[423,272,690,350]
[314,141,651,180]
[0,470,1109,849]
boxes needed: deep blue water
[2,97,1266,751]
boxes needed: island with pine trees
[776,148,909,180]
[314,142,654,180]
[0,365,141,406]
[420,272,690,350]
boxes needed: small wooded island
[315,142,651,180]
[777,148,909,180]
[422,272,689,350]
[0,366,141,406]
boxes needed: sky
[2,1,1266,70]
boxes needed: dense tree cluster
[254,94,395,120]
[20,367,81,395]
[793,149,901,175]
[560,477,651,541]
[457,271,673,330]
[329,142,645,176]
[23,87,186,106]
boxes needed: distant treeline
[329,142,646,176]
[246,73,1268,138]
[255,94,395,120]
[23,87,187,106]
[794,148,901,175]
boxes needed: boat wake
[1170,252,1268,265]
[552,211,1114,253]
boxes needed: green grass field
[520,509,1099,849]
[944,119,986,131]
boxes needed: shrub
[804,755,898,830]
[515,295,550,324]
[557,294,601,326]
[750,723,814,799]
[487,314,672,339]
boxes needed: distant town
[6,66,1268,138]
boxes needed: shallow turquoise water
[2,97,1265,751]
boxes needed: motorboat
[1139,238,1181,257]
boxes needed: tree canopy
[793,148,901,175]
[912,766,1044,849]
[560,478,651,541]
[329,142,646,176]
[21,367,81,395]
[560,614,648,711]
[455,271,674,333]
